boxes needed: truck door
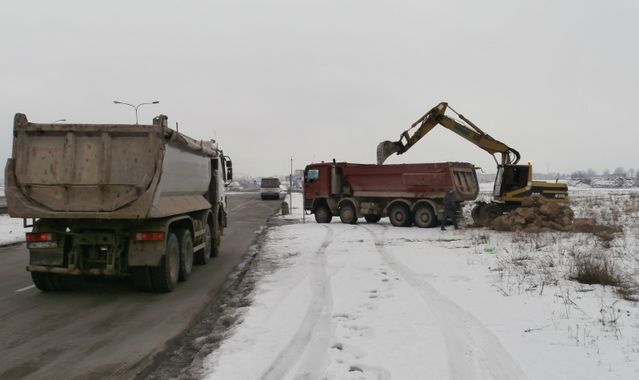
[304,165,330,200]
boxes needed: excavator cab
[494,164,531,198]
[494,162,568,204]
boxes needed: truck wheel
[479,204,502,223]
[389,204,411,227]
[195,222,212,265]
[314,205,332,223]
[150,232,180,292]
[339,204,358,224]
[178,229,194,282]
[31,272,57,291]
[131,267,154,292]
[471,204,482,223]
[414,205,437,228]
[30,221,67,291]
[364,215,381,223]
[211,216,222,258]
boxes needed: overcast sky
[1,0,637,177]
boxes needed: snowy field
[201,188,639,380]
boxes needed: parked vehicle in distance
[260,177,281,200]
[4,113,232,292]
[303,160,478,227]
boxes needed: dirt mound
[485,196,621,237]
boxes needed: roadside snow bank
[0,214,27,245]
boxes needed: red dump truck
[303,161,479,227]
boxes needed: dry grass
[569,252,620,287]
[466,188,639,302]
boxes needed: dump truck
[303,161,478,227]
[4,113,233,292]
[377,102,568,224]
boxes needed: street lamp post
[113,100,159,124]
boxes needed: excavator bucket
[376,140,402,165]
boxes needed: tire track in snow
[363,225,529,380]
[260,225,335,380]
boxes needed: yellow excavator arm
[376,102,521,166]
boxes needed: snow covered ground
[0,186,29,246]
[201,189,639,380]
[0,214,27,246]
[1,185,637,378]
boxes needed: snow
[0,184,637,378]
[0,186,29,245]
[0,214,27,245]
[202,189,639,380]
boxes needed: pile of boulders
[485,196,622,237]
[488,197,574,233]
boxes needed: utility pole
[290,157,293,210]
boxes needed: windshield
[261,178,280,188]
[305,169,320,183]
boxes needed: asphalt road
[0,192,281,380]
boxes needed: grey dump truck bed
[4,113,232,292]
[5,113,219,219]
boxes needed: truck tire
[414,204,437,228]
[339,204,358,224]
[131,267,154,292]
[178,229,194,282]
[364,215,381,223]
[471,204,482,223]
[150,233,180,292]
[195,222,212,265]
[314,205,332,224]
[31,272,57,291]
[479,204,502,224]
[389,203,411,227]
[30,221,69,291]
[211,216,222,258]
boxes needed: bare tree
[613,167,626,177]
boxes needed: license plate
[28,242,59,249]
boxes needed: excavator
[376,102,568,224]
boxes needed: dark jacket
[443,191,456,210]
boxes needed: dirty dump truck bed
[340,162,479,201]
[5,113,217,219]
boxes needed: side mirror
[224,156,233,182]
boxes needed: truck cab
[260,177,281,200]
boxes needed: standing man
[441,190,458,231]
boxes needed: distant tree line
[571,167,637,180]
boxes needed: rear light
[26,232,55,242]
[26,232,59,249]
[132,232,165,241]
